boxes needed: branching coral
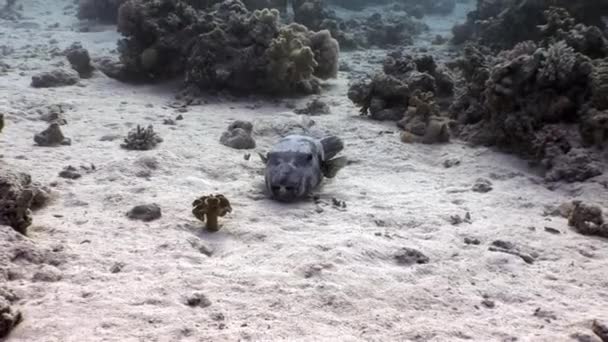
[192,194,232,232]
[121,125,163,150]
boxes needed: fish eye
[306,154,313,162]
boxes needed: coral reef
[192,194,232,232]
[450,38,606,182]
[452,0,608,51]
[34,123,71,147]
[31,69,79,88]
[121,125,163,150]
[568,201,608,238]
[219,121,256,149]
[321,12,426,50]
[115,0,339,95]
[329,0,455,16]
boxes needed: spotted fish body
[262,135,346,202]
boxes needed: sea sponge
[192,194,232,232]
[121,125,163,150]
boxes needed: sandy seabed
[1,1,607,341]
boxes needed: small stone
[163,119,176,125]
[127,204,161,222]
[58,166,81,179]
[544,227,561,234]
[394,248,429,265]
[175,115,184,120]
[464,237,481,245]
[472,178,493,193]
[443,158,461,168]
[185,293,211,308]
[110,262,126,273]
[481,299,495,309]
[31,68,79,88]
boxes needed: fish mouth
[270,185,301,202]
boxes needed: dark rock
[185,293,211,308]
[58,166,82,179]
[394,247,429,265]
[0,296,22,339]
[65,42,94,78]
[464,237,481,245]
[489,240,536,264]
[443,158,461,168]
[220,121,256,150]
[472,178,493,193]
[127,204,161,222]
[34,123,71,147]
[31,69,79,88]
[568,201,608,238]
[481,299,495,308]
[593,320,608,342]
[110,262,126,273]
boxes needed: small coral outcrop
[192,194,232,232]
[121,125,163,150]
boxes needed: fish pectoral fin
[258,152,268,164]
[322,156,348,178]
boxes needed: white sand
[1,1,607,341]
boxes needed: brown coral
[398,91,451,144]
[192,194,232,232]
